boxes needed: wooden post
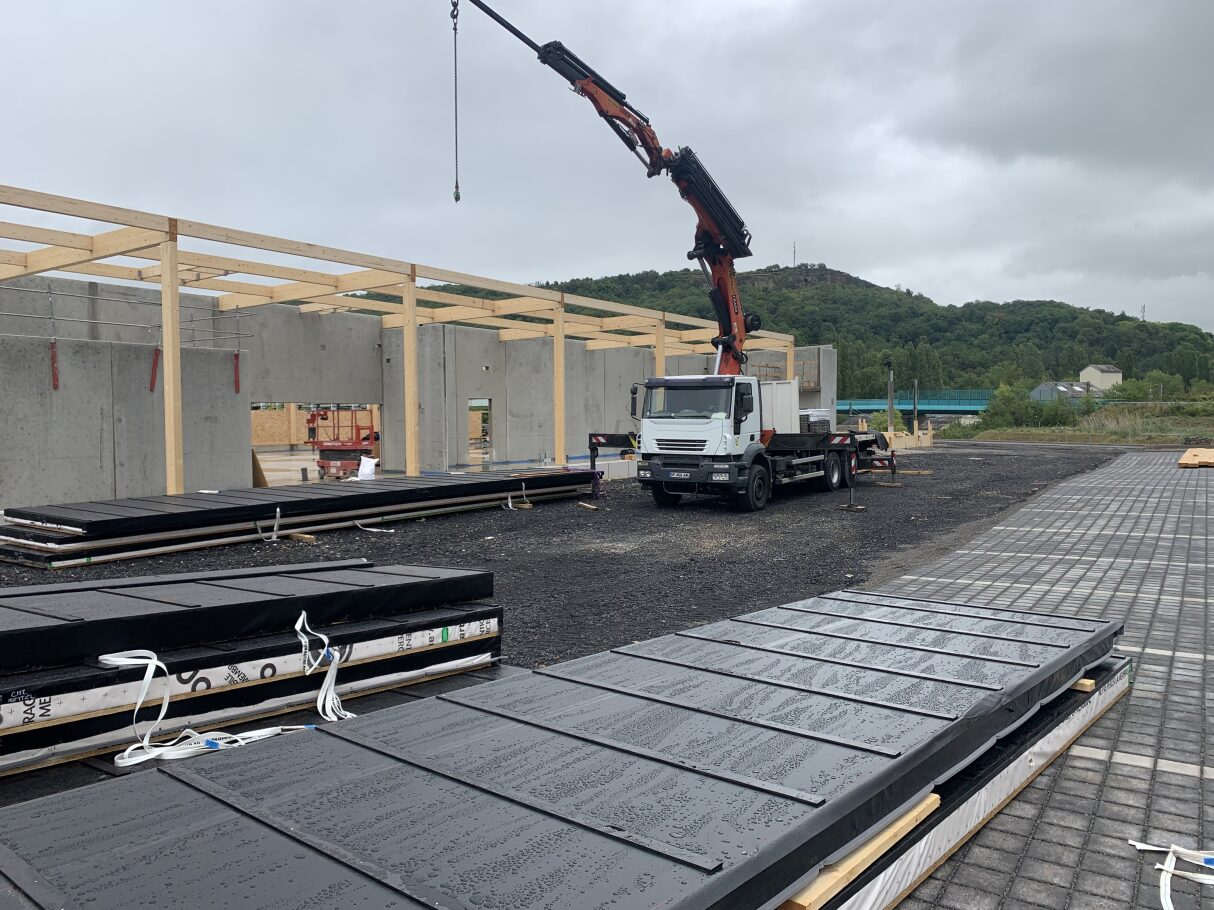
[160,237,185,494]
[553,303,566,464]
[402,273,421,476]
[653,319,666,377]
[786,341,796,382]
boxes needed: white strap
[294,611,357,721]
[1130,840,1214,909]
[97,649,312,767]
[98,609,358,766]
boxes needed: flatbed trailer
[637,427,895,507]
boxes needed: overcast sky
[2,1,1211,330]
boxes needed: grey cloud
[0,0,1210,332]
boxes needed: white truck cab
[635,375,763,460]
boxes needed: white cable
[294,612,357,721]
[97,650,313,767]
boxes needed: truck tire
[817,452,843,491]
[651,485,682,508]
[735,464,770,512]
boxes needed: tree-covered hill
[543,264,1214,398]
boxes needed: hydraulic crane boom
[463,0,760,375]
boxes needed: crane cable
[451,0,461,202]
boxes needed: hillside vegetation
[543,264,1214,398]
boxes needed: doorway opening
[467,399,492,466]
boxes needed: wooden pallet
[1179,448,1214,468]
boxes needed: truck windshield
[643,386,730,419]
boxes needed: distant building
[1031,381,1102,403]
[1079,364,1122,391]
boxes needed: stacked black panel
[0,468,594,567]
[0,559,497,772]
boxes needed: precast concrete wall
[0,337,250,509]
[0,275,219,346]
[379,325,654,472]
[2,278,836,499]
[238,304,383,404]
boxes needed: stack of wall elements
[0,468,593,568]
[0,590,1122,909]
[0,560,497,772]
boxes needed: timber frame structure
[0,185,796,491]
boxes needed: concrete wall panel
[109,344,250,497]
[0,338,249,509]
[239,305,382,404]
[379,323,449,473]
[448,325,509,467]
[0,337,115,509]
[0,276,217,346]
[504,338,554,464]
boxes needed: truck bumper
[636,458,740,492]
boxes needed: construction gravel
[0,443,1118,668]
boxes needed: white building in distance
[1079,364,1122,391]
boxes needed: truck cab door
[733,380,762,444]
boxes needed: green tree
[981,385,1039,428]
[867,407,906,432]
[1141,370,1185,400]
[1039,396,1078,427]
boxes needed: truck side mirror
[739,391,754,417]
[630,384,639,418]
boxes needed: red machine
[305,409,378,480]
[461,0,760,375]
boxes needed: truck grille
[655,438,707,453]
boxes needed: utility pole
[913,379,919,436]
[884,358,895,433]
[793,241,797,268]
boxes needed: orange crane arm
[463,1,760,374]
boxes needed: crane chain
[451,0,461,202]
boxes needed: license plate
[670,471,691,479]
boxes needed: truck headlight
[638,468,652,478]
[710,472,730,482]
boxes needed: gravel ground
[0,444,1119,668]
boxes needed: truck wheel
[651,485,682,507]
[735,464,770,512]
[818,452,843,491]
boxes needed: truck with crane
[461,0,895,510]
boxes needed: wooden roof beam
[0,226,168,281]
[0,221,93,251]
